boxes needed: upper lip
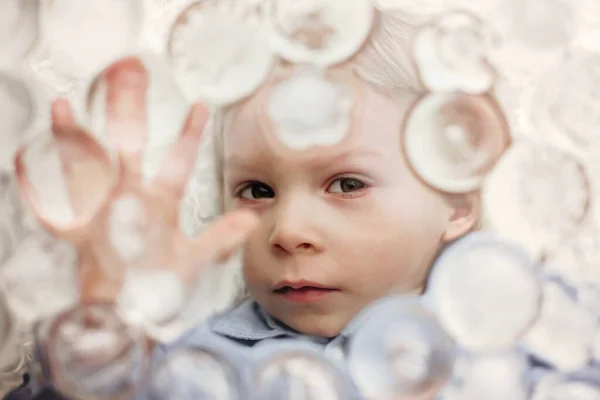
[273,280,335,291]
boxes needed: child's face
[222,75,474,337]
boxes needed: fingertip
[51,98,75,126]
[105,57,148,88]
[231,209,260,230]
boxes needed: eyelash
[234,177,369,200]
[234,181,274,200]
[327,177,369,197]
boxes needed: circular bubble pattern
[0,0,600,399]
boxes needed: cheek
[241,231,269,285]
[343,187,446,271]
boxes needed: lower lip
[276,288,338,304]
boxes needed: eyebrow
[225,148,383,170]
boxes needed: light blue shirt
[138,300,365,399]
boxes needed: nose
[268,197,323,255]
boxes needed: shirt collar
[210,300,340,345]
[210,300,292,342]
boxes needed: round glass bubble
[520,279,597,372]
[167,0,274,105]
[0,173,28,266]
[482,139,590,258]
[456,352,529,400]
[149,348,242,400]
[497,0,575,52]
[543,221,600,288]
[46,302,148,400]
[84,52,190,180]
[426,231,541,352]
[532,369,600,400]
[252,341,347,400]
[0,0,40,66]
[15,129,117,231]
[28,45,82,100]
[348,296,454,399]
[530,50,600,149]
[264,66,355,150]
[413,10,498,94]
[403,92,510,194]
[265,0,374,66]
[0,290,17,369]
[0,70,41,171]
[40,0,144,79]
[0,232,78,325]
[115,267,188,340]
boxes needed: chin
[283,312,347,338]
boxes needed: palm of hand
[14,57,258,320]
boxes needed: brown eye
[328,178,366,193]
[239,182,275,199]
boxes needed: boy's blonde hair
[181,8,456,311]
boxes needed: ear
[441,191,481,243]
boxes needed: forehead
[224,73,417,165]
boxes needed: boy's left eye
[327,178,367,194]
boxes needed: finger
[104,57,148,167]
[191,209,259,266]
[54,125,116,220]
[15,105,115,234]
[14,146,65,237]
[79,250,124,304]
[14,99,76,237]
[51,98,77,130]
[151,102,209,199]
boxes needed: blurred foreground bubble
[253,341,347,400]
[0,173,28,267]
[426,232,541,352]
[265,0,374,66]
[543,221,600,288]
[403,92,510,193]
[531,50,600,149]
[265,66,355,150]
[39,0,144,80]
[532,368,600,400]
[441,352,529,400]
[0,289,31,397]
[84,52,189,180]
[482,140,590,258]
[0,0,40,66]
[150,347,242,400]
[46,302,148,400]
[0,70,41,171]
[168,0,274,105]
[496,0,576,52]
[413,10,498,94]
[0,232,78,325]
[348,296,455,399]
[15,128,116,231]
[520,279,597,372]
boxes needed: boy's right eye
[237,182,275,200]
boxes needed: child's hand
[14,57,259,310]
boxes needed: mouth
[273,281,339,303]
[273,286,337,293]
